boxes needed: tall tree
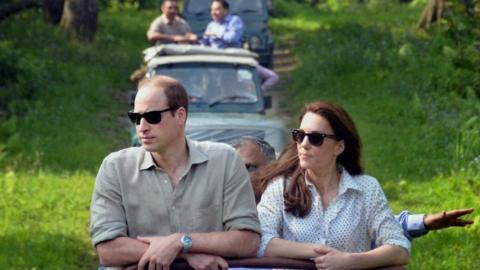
[59,0,98,42]
[417,0,444,29]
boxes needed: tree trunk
[59,0,98,43]
[43,0,64,24]
[0,0,41,21]
[417,0,445,29]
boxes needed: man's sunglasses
[127,107,178,125]
[245,163,259,172]
[292,129,337,147]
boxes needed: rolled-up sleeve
[222,150,261,234]
[396,211,428,240]
[90,156,127,247]
[368,181,411,253]
[256,178,284,257]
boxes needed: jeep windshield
[153,63,264,113]
[185,0,264,16]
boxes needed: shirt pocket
[179,204,223,233]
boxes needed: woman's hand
[184,253,228,270]
[313,246,352,270]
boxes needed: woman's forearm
[347,245,409,269]
[264,238,320,259]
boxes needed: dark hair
[161,0,177,8]
[138,75,189,117]
[258,100,363,217]
[212,0,229,10]
[234,136,276,162]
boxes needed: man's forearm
[189,230,259,257]
[147,31,178,43]
[96,237,148,266]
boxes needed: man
[90,76,260,270]
[234,136,275,203]
[147,0,197,44]
[201,0,244,48]
[234,136,475,240]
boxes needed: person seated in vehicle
[147,0,198,44]
[211,70,257,103]
[256,64,279,92]
[201,0,244,49]
[234,136,475,240]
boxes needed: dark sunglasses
[127,107,178,125]
[292,129,337,147]
[245,163,259,172]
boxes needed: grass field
[0,1,479,269]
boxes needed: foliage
[0,10,152,172]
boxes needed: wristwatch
[180,233,192,253]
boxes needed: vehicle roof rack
[143,44,258,63]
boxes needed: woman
[256,101,410,269]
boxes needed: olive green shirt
[90,139,260,246]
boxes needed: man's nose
[138,117,150,132]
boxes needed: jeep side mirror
[264,95,272,109]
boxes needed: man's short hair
[234,136,276,162]
[212,0,229,10]
[162,0,176,6]
[138,75,189,116]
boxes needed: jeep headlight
[249,36,262,50]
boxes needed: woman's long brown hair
[258,101,364,217]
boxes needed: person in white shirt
[256,100,410,269]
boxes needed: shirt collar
[161,14,177,25]
[219,14,232,24]
[305,166,362,195]
[139,138,209,171]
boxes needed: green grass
[0,171,96,269]
[0,2,479,269]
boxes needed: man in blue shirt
[201,0,244,49]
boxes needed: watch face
[181,234,192,251]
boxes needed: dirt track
[266,39,296,126]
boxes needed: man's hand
[424,208,475,231]
[185,33,198,42]
[313,246,351,270]
[137,234,182,270]
[183,253,228,270]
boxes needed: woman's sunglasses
[127,107,178,125]
[292,129,337,147]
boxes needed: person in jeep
[201,0,244,48]
[147,0,198,44]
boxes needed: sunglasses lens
[128,112,140,124]
[308,133,325,146]
[245,163,258,172]
[292,129,305,143]
[143,111,162,124]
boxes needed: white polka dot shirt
[257,169,411,257]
